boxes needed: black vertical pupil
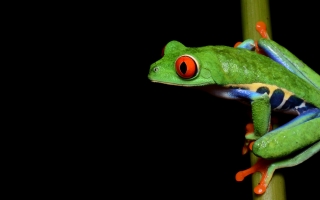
[180,62,187,74]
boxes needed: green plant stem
[241,0,286,199]
[241,0,272,40]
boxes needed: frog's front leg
[235,39,255,50]
[224,88,271,138]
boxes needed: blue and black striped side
[226,83,317,115]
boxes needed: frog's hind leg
[252,109,319,194]
[254,140,320,194]
[237,108,320,194]
[258,39,320,90]
[253,108,320,159]
[237,135,320,195]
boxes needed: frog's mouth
[150,80,195,87]
[150,80,216,87]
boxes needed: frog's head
[148,40,220,87]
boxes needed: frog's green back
[209,46,320,108]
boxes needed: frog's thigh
[264,108,320,135]
[253,117,320,159]
[268,141,320,170]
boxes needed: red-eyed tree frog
[148,22,320,195]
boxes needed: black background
[96,1,320,199]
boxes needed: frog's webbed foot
[239,111,320,195]
[235,158,274,194]
[238,141,320,195]
[239,117,277,194]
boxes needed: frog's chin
[150,80,202,87]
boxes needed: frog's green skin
[148,39,320,193]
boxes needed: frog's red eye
[175,56,198,79]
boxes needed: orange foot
[255,21,269,55]
[239,117,277,195]
[235,158,274,194]
[256,21,269,39]
[242,123,255,155]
